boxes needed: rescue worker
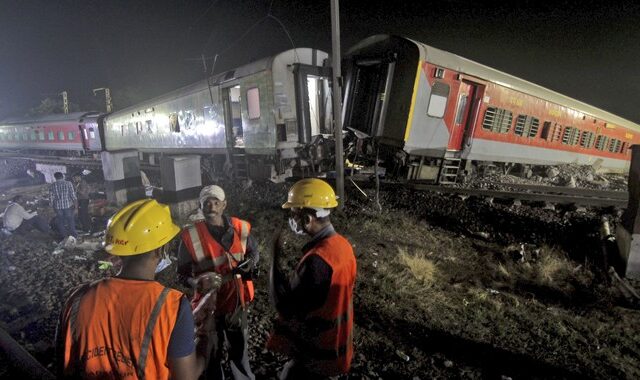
[177,184,258,380]
[56,199,216,380]
[268,178,357,379]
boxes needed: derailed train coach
[103,48,333,180]
[0,112,103,155]
[342,35,640,183]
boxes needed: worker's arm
[166,297,209,379]
[16,204,36,220]
[167,353,204,380]
[276,254,332,319]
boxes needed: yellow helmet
[104,199,180,256]
[282,178,338,209]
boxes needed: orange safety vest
[267,233,357,376]
[59,278,183,380]
[181,217,254,315]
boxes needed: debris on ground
[0,179,639,379]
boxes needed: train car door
[292,64,332,143]
[448,81,482,150]
[222,85,244,148]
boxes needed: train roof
[1,111,101,126]
[350,35,640,132]
[109,48,321,117]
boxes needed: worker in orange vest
[268,178,357,379]
[177,184,258,380]
[56,199,217,380]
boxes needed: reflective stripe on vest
[187,226,207,265]
[137,287,170,380]
[305,300,353,333]
[185,219,249,271]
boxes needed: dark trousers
[15,215,51,235]
[279,359,333,380]
[54,207,77,238]
[206,308,255,380]
[78,199,91,232]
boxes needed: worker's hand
[232,259,254,280]
[195,272,222,293]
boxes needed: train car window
[562,127,580,145]
[145,120,153,133]
[38,131,45,141]
[247,87,261,120]
[454,95,468,124]
[58,131,65,141]
[482,107,512,133]
[595,135,609,151]
[169,113,180,133]
[135,122,142,135]
[621,142,628,154]
[179,110,196,131]
[68,131,75,140]
[30,131,36,140]
[22,132,28,141]
[48,131,54,140]
[579,131,595,148]
[609,139,622,153]
[514,115,540,137]
[551,124,562,142]
[89,128,96,139]
[427,82,450,118]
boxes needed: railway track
[348,178,628,208]
[411,183,627,208]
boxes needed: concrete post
[101,150,145,206]
[616,145,640,279]
[160,155,202,221]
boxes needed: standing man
[268,178,357,379]
[73,173,91,232]
[177,185,258,380]
[2,195,50,235]
[49,172,77,239]
[56,199,217,379]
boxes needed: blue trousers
[54,207,77,238]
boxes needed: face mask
[288,217,306,235]
[155,249,172,273]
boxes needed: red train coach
[0,112,103,155]
[342,35,640,182]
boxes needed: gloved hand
[232,259,254,280]
[195,272,222,293]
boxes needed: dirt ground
[1,179,639,379]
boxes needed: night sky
[1,0,639,123]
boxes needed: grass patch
[397,247,437,285]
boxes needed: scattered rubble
[464,163,628,191]
[0,178,639,379]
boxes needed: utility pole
[92,87,113,113]
[59,91,69,114]
[330,0,345,209]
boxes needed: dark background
[1,0,638,122]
